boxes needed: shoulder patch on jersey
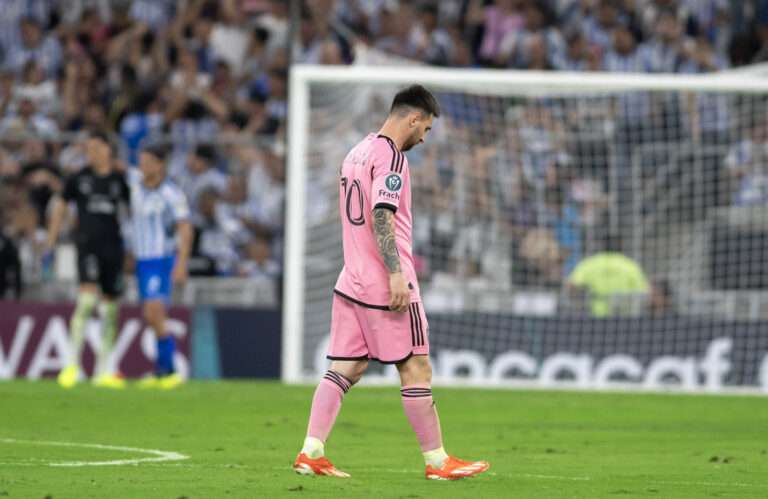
[385,173,403,192]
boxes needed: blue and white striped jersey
[129,0,175,30]
[127,169,190,260]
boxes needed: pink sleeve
[371,141,404,212]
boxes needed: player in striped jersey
[293,85,490,480]
[128,144,192,389]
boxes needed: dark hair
[228,110,249,129]
[419,4,438,16]
[142,142,169,161]
[390,84,440,117]
[253,26,270,44]
[20,15,41,27]
[194,144,216,163]
[131,87,158,114]
[87,130,114,151]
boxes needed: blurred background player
[46,131,129,389]
[293,85,490,480]
[129,144,192,390]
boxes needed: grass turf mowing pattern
[0,381,767,499]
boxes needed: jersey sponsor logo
[87,197,116,214]
[378,189,400,201]
[385,174,402,192]
[140,197,166,215]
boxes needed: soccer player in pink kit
[293,85,490,480]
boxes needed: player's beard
[401,131,420,151]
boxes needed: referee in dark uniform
[46,131,129,389]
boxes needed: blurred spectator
[553,30,589,70]
[580,0,626,54]
[566,234,650,317]
[120,89,165,166]
[192,187,245,275]
[519,227,563,286]
[724,119,768,206]
[0,229,22,299]
[7,199,45,285]
[648,278,676,316]
[173,144,228,223]
[0,0,51,59]
[13,61,57,116]
[0,97,58,136]
[545,185,582,278]
[603,26,648,72]
[413,4,454,66]
[21,151,62,227]
[679,37,731,146]
[470,0,525,65]
[4,16,62,78]
[129,0,175,30]
[238,236,281,279]
[497,3,563,69]
[264,65,288,123]
[170,44,211,93]
[678,36,729,73]
[639,8,689,72]
[299,1,351,64]
[221,173,270,237]
[246,145,285,236]
[516,103,565,188]
[210,0,250,71]
[241,26,271,80]
[374,4,421,60]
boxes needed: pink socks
[401,384,443,452]
[305,374,444,456]
[306,370,352,442]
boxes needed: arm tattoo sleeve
[372,208,401,273]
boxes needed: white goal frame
[283,64,768,387]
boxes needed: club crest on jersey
[79,179,92,195]
[385,174,402,192]
[110,181,122,198]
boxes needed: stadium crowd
[1,0,768,300]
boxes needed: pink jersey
[334,133,420,307]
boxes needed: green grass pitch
[1,381,767,499]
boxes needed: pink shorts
[327,292,430,364]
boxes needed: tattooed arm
[373,207,409,312]
[373,208,401,273]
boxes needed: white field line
[0,438,189,467]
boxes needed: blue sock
[155,336,176,376]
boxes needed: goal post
[284,64,768,393]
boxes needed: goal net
[284,65,768,393]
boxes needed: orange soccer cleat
[425,456,490,480]
[293,453,350,478]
